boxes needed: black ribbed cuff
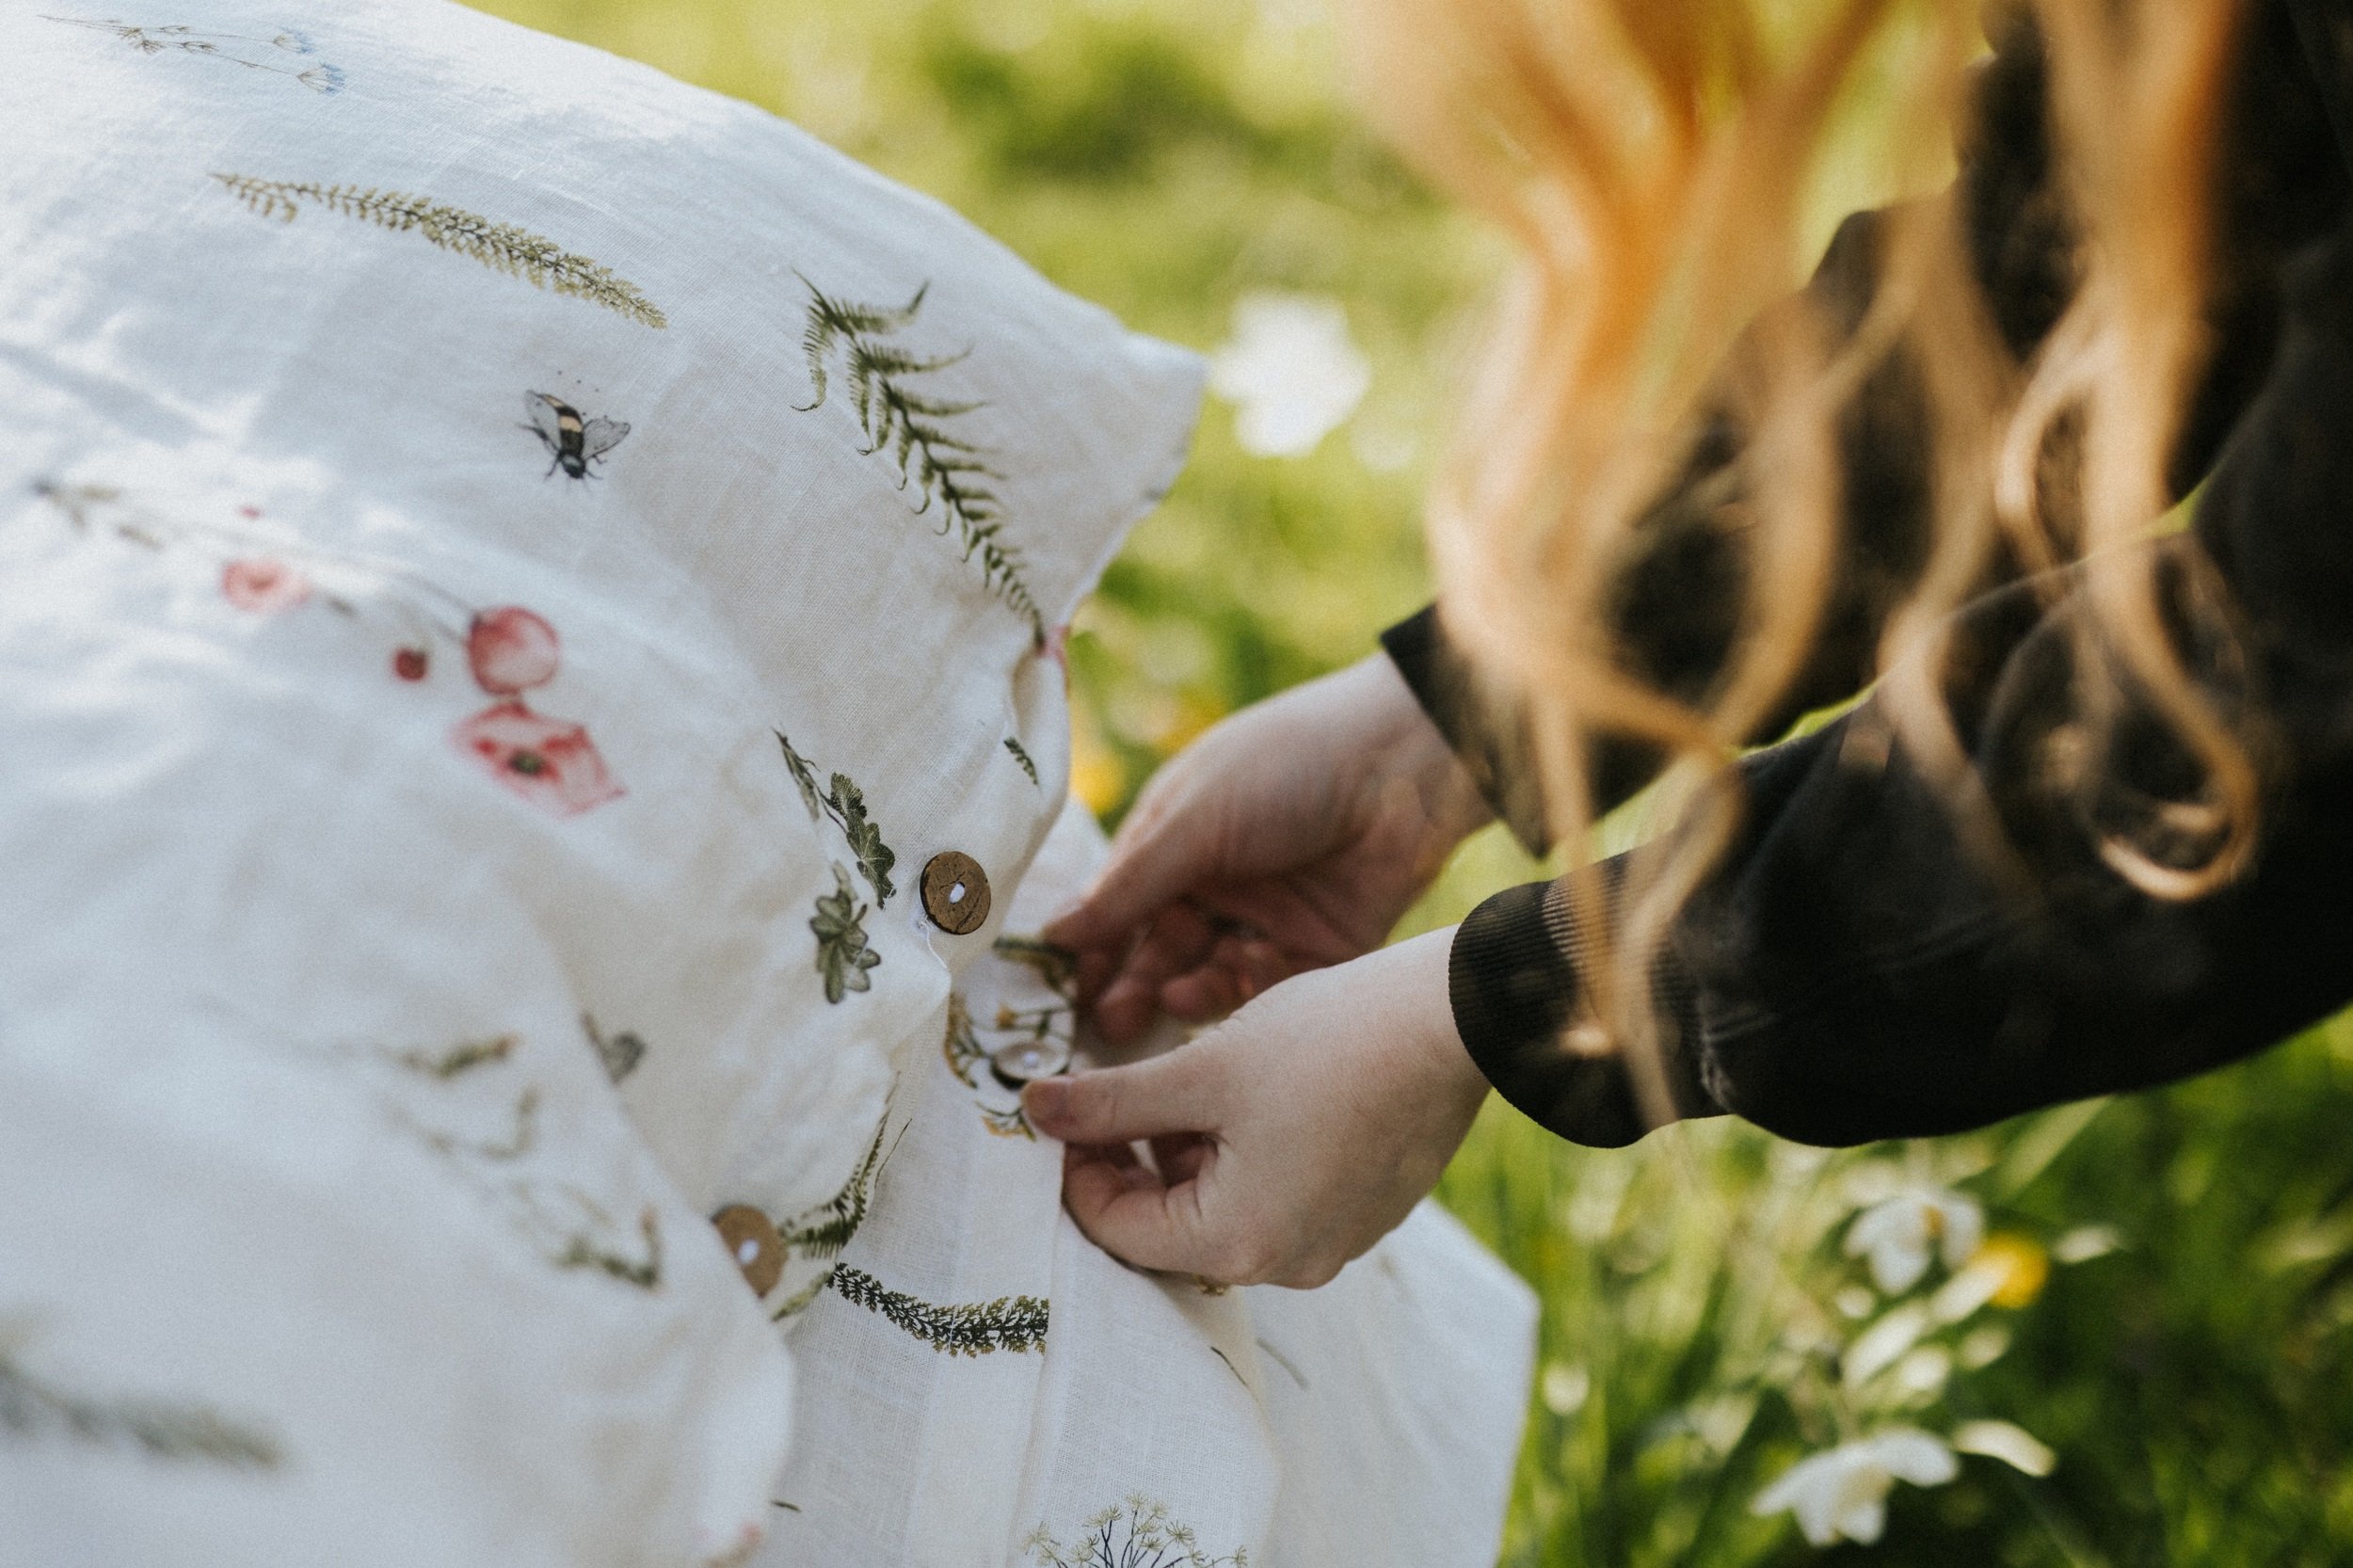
[1449,868,1720,1147]
[1380,606,1554,856]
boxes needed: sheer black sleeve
[1462,204,2353,1148]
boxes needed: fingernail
[1021,1078,1068,1127]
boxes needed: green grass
[469,3,2353,1560]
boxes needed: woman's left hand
[1019,927,1490,1288]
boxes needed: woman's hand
[1046,652,1492,1044]
[1019,928,1489,1288]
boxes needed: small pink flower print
[236,504,263,520]
[221,557,311,613]
[467,606,561,696]
[392,647,430,681]
[452,700,624,817]
[698,1521,764,1568]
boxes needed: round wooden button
[711,1204,783,1296]
[988,1034,1072,1091]
[920,851,991,935]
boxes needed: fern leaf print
[776,1118,889,1259]
[827,1264,1048,1355]
[794,277,1044,643]
[213,175,666,328]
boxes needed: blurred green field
[473,2,2353,1561]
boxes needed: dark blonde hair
[1345,0,2254,1123]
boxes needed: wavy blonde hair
[1345,0,2253,1124]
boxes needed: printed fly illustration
[523,392,630,481]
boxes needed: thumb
[1020,1048,1223,1146]
[1057,1141,1227,1279]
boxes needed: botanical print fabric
[1,1,1198,1562]
[764,802,1538,1568]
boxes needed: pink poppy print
[452,700,624,817]
[221,557,311,613]
[467,606,560,696]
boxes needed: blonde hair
[1344,0,2254,1125]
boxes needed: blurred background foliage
[475,1,2353,1561]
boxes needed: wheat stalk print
[213,175,666,328]
[43,15,346,92]
[826,1264,1048,1355]
[0,1345,283,1470]
[795,278,1044,643]
[370,1032,664,1290]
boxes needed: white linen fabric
[767,800,1538,1568]
[0,1,1194,1562]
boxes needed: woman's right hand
[1046,651,1493,1043]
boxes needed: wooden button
[988,1035,1071,1090]
[711,1204,783,1296]
[920,851,991,935]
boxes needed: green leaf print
[776,730,827,824]
[776,733,898,907]
[830,772,897,905]
[811,864,881,1004]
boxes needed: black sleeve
[1385,0,2347,855]
[1458,208,2353,1149]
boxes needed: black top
[1384,0,2353,1148]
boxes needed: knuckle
[1213,1231,1281,1288]
[1075,1075,1123,1138]
[1285,1254,1343,1290]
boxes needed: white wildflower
[1929,1252,2008,1324]
[1952,1418,2057,1477]
[1887,1346,1953,1407]
[1843,1302,1929,1390]
[1846,1186,1984,1294]
[1752,1428,1959,1546]
[1957,1324,2012,1368]
[1540,1363,1591,1417]
[2053,1224,2123,1263]
[1208,292,1370,457]
[1689,1393,1758,1455]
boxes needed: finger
[1160,964,1242,1022]
[1096,902,1218,1003]
[1069,941,1129,1015]
[1230,938,1303,999]
[1160,936,1301,1020]
[1060,1143,1224,1277]
[1092,904,1221,1040]
[1063,1137,1151,1186]
[1043,798,1224,955]
[1149,1131,1212,1186]
[1021,1049,1223,1145]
